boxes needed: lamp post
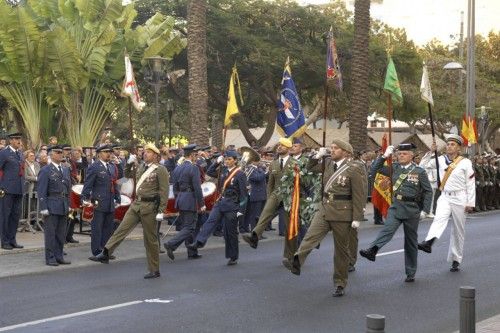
[144,57,169,146]
[166,99,174,147]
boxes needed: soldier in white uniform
[417,134,475,272]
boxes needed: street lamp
[144,57,169,146]
[166,99,174,147]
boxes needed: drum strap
[136,164,158,191]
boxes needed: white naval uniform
[420,154,475,263]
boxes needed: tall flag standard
[326,26,343,90]
[371,134,392,218]
[122,54,145,111]
[384,55,403,105]
[420,63,434,106]
[224,66,243,126]
[461,115,478,145]
[277,58,306,138]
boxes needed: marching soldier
[163,144,205,260]
[288,140,367,297]
[486,156,497,210]
[242,154,268,233]
[38,145,72,266]
[187,150,247,265]
[92,143,169,279]
[83,144,121,259]
[0,132,25,250]
[482,156,492,209]
[417,135,475,272]
[359,143,432,282]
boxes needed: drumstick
[161,216,179,240]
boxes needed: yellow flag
[224,67,243,126]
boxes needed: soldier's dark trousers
[167,211,198,257]
[243,200,265,231]
[91,211,115,256]
[0,194,22,246]
[370,207,419,277]
[44,214,67,263]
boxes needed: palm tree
[187,0,209,145]
[349,0,371,153]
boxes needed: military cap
[111,144,122,150]
[331,139,354,154]
[144,142,160,155]
[62,144,72,150]
[47,145,63,153]
[7,132,22,139]
[197,145,211,151]
[224,150,239,159]
[96,144,113,153]
[279,137,292,148]
[183,144,198,155]
[398,143,417,151]
[446,134,463,146]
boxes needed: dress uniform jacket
[247,165,267,202]
[81,161,121,213]
[207,162,247,214]
[38,163,71,216]
[0,146,24,195]
[173,160,204,212]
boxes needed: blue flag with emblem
[276,58,306,138]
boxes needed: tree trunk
[349,0,371,153]
[187,0,209,145]
[211,114,223,148]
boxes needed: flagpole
[427,103,441,188]
[321,78,329,200]
[386,93,393,197]
[128,99,134,143]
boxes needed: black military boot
[359,246,379,262]
[450,260,460,272]
[417,237,436,253]
[93,247,110,264]
[290,255,301,276]
[242,232,259,249]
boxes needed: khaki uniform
[295,158,367,288]
[252,155,306,260]
[105,163,169,273]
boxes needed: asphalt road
[1,212,499,333]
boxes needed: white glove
[82,200,93,207]
[216,155,224,164]
[236,212,244,217]
[383,145,395,158]
[351,221,360,229]
[40,209,49,216]
[314,147,328,159]
[199,205,206,212]
[127,154,137,164]
[114,202,121,208]
[156,213,164,221]
[420,211,427,220]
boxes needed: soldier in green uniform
[288,139,367,297]
[486,156,497,210]
[242,137,308,267]
[473,155,485,212]
[359,143,432,283]
[482,156,492,209]
[93,143,169,279]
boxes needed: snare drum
[70,184,84,209]
[201,182,218,211]
[164,184,177,214]
[114,195,131,222]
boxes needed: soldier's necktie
[333,163,338,172]
[58,166,63,174]
[280,158,283,170]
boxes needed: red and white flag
[122,54,145,111]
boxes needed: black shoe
[227,258,238,266]
[144,271,160,279]
[405,275,415,283]
[46,261,59,267]
[332,286,345,297]
[450,261,460,272]
[290,255,301,276]
[242,232,258,249]
[56,259,71,265]
[359,246,378,262]
[418,237,436,253]
[66,238,79,244]
[10,243,24,249]
[163,243,175,260]
[188,254,202,260]
[282,258,292,270]
[1,244,13,250]
[374,221,384,225]
[213,231,223,237]
[110,255,116,260]
[348,264,356,272]
[186,241,202,251]
[94,248,110,264]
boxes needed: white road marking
[0,298,173,332]
[377,249,404,257]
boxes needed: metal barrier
[366,314,385,333]
[460,286,476,333]
[18,190,43,233]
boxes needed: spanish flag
[371,134,392,218]
[461,115,478,145]
[288,164,301,240]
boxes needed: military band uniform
[164,158,204,258]
[81,158,121,256]
[38,161,71,264]
[188,157,247,262]
[0,142,24,249]
[293,157,367,291]
[103,161,169,274]
[362,154,432,279]
[242,164,267,232]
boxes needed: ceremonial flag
[288,164,300,240]
[371,134,392,218]
[277,58,306,138]
[384,55,403,105]
[122,54,145,111]
[326,26,343,90]
[461,114,478,145]
[224,66,243,126]
[420,62,434,106]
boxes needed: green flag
[384,56,403,104]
